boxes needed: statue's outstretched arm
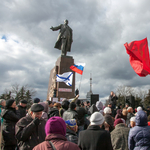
[50,24,61,31]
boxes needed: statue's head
[64,19,68,25]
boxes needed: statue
[50,20,73,56]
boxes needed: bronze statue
[50,20,73,56]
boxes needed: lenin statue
[50,20,73,56]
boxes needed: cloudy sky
[1,0,150,103]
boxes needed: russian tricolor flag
[70,63,85,75]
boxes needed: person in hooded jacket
[1,99,20,150]
[18,100,27,118]
[96,101,103,115]
[128,110,150,150]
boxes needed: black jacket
[66,128,78,144]
[76,105,87,126]
[1,108,20,147]
[78,125,113,150]
[15,115,46,150]
[48,107,59,118]
[18,105,27,118]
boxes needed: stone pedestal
[47,56,75,100]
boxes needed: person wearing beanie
[65,119,78,144]
[1,99,20,150]
[130,116,136,128]
[96,101,103,114]
[15,103,46,150]
[111,118,130,150]
[78,112,113,150]
[33,117,80,150]
[115,109,123,120]
[137,106,142,112]
[104,107,112,115]
[18,100,28,118]
[128,110,150,150]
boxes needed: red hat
[114,118,124,127]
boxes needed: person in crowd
[0,99,6,109]
[84,101,90,111]
[1,99,20,150]
[63,102,78,124]
[33,98,40,103]
[85,104,99,129]
[107,102,112,109]
[33,116,80,150]
[18,100,27,118]
[137,106,142,112]
[103,107,114,132]
[81,102,84,108]
[48,102,61,118]
[96,101,103,115]
[115,109,123,120]
[126,107,134,127]
[125,103,129,109]
[111,118,130,150]
[59,100,70,117]
[76,100,87,133]
[146,106,150,116]
[65,119,78,144]
[128,110,150,150]
[15,103,46,150]
[130,116,136,128]
[122,108,128,121]
[109,91,118,117]
[39,102,49,122]
[117,103,122,110]
[47,101,53,111]
[78,112,113,150]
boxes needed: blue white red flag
[70,63,85,75]
[56,72,73,86]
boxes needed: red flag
[124,38,150,77]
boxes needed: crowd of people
[0,92,150,150]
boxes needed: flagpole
[79,74,83,91]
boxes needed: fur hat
[90,112,104,125]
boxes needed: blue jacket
[128,110,150,150]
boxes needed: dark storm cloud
[1,0,150,102]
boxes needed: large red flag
[124,38,150,77]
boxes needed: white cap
[104,107,112,114]
[137,106,142,112]
[90,112,104,125]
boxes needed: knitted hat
[33,98,40,103]
[137,106,142,112]
[114,118,124,127]
[90,112,104,125]
[104,107,112,114]
[65,119,76,127]
[31,104,44,112]
[130,117,136,122]
[105,114,114,126]
[45,116,66,136]
[6,99,15,108]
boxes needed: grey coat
[111,123,130,150]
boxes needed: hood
[96,101,103,111]
[136,110,147,126]
[89,104,98,114]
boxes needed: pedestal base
[47,56,75,100]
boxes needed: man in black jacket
[78,112,113,150]
[15,104,46,150]
[18,100,27,118]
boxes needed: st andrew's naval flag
[70,63,85,75]
[56,72,73,86]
